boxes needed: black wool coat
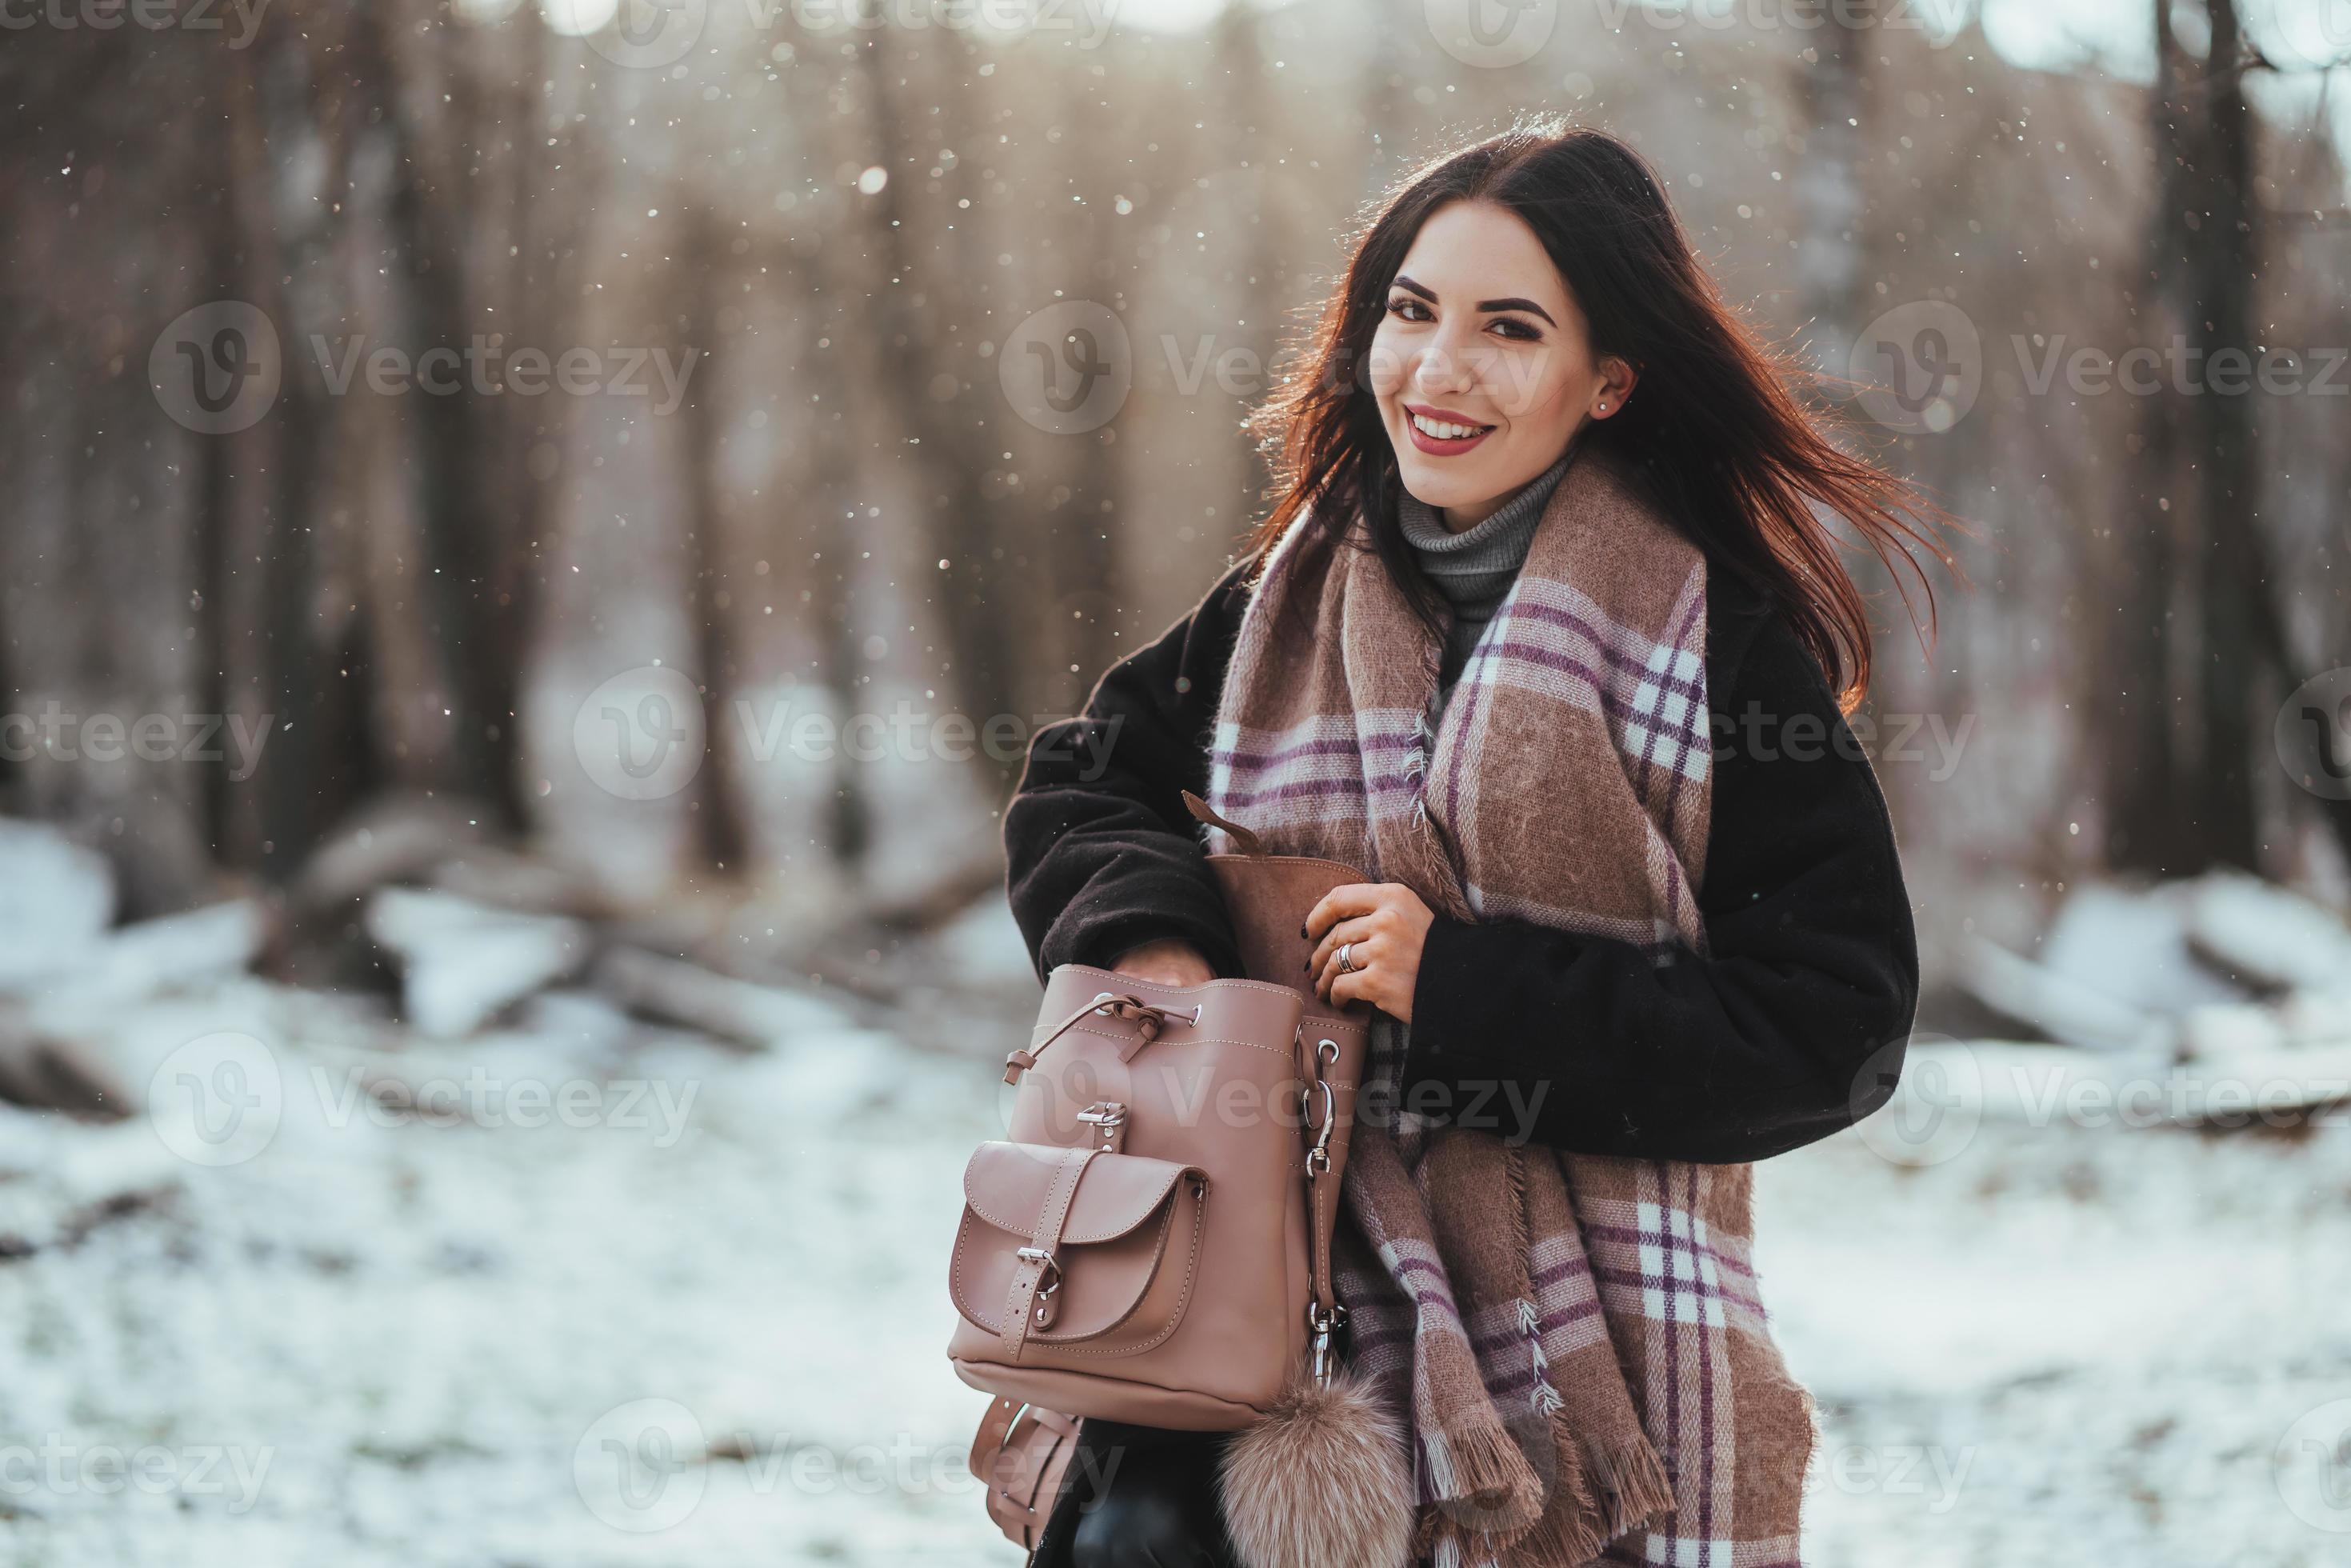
[999,553,1920,1164]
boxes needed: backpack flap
[952,1140,1209,1361]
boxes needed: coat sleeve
[1001,557,1258,985]
[1397,612,1921,1163]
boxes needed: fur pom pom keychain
[1216,1364,1416,1568]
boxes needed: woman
[1001,121,1949,1568]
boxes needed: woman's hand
[1108,937,1216,988]
[1305,882,1434,1022]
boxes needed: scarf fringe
[1493,1402,1606,1568]
[1429,1416,1680,1568]
[1586,1430,1677,1539]
[1410,1409,1549,1562]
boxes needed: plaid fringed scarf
[1202,445,1817,1568]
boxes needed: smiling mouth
[1403,404,1496,454]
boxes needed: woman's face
[1368,198,1635,529]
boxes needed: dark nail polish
[1299,923,1309,939]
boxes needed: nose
[1410,322,1480,399]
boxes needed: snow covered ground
[1756,1048,2351,1568]
[3,906,2349,1566]
[0,962,1019,1567]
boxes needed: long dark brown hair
[1241,118,1960,711]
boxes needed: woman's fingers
[1313,930,1392,1004]
[1317,942,1394,1014]
[1303,882,1387,944]
[1307,912,1381,986]
[1297,882,1433,1022]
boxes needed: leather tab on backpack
[998,1146,1098,1362]
[1180,789,1265,857]
[970,1397,1084,1553]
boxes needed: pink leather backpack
[951,793,1372,1542]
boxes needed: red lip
[1405,403,1493,427]
[1401,402,1496,457]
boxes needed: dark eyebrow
[1387,276,1555,328]
[1477,296,1557,326]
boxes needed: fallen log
[1955,934,2169,1054]
[2186,870,2351,995]
[0,1003,125,1118]
[593,946,855,1049]
[366,888,589,1038]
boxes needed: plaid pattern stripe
[1206,446,1817,1567]
[1455,574,1713,792]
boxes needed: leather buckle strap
[998,1145,1098,1360]
[1074,1101,1129,1154]
[968,1394,1022,1483]
[967,1394,1081,1482]
[969,1397,1082,1552]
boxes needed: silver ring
[1337,942,1356,975]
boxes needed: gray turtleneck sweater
[1397,443,1580,731]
